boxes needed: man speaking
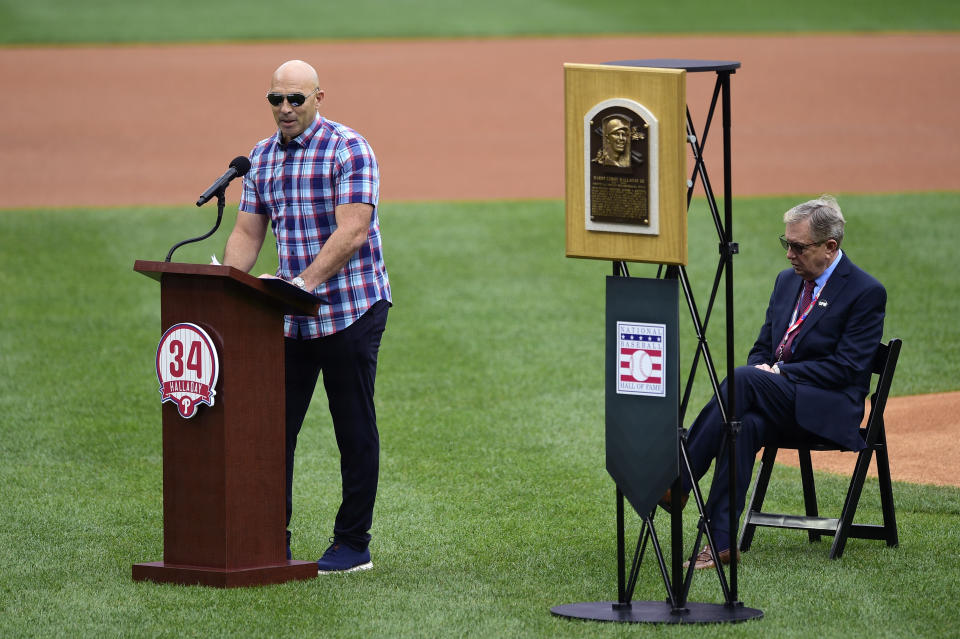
[223,59,391,574]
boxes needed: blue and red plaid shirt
[239,115,391,338]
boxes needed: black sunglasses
[266,88,319,107]
[779,235,824,255]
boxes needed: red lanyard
[775,282,824,360]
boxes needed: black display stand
[552,59,762,625]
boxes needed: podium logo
[616,321,666,397]
[155,323,220,418]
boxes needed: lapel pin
[818,300,829,307]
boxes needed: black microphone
[196,156,252,207]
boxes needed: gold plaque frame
[565,64,687,265]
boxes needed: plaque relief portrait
[594,114,645,168]
[583,99,660,237]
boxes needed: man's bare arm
[223,210,269,273]
[296,203,372,289]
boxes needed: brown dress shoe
[684,545,741,570]
[658,489,689,513]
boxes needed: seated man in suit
[664,194,886,569]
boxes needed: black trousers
[683,365,822,552]
[284,300,389,551]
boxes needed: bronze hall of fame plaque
[584,99,660,236]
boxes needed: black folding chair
[739,338,902,559]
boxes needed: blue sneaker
[316,539,373,574]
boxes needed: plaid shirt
[239,116,391,338]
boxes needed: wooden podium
[132,260,320,587]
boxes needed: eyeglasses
[779,235,824,255]
[266,88,319,107]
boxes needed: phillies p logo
[156,323,220,418]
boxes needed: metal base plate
[551,600,763,624]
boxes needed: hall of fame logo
[616,321,666,397]
[155,323,220,418]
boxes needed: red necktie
[779,279,816,362]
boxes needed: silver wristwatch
[291,276,307,290]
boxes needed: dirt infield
[808,392,959,487]
[1,34,957,486]
[3,34,960,207]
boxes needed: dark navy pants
[284,300,389,552]
[682,365,823,552]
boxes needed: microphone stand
[164,190,226,263]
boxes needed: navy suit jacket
[747,254,886,451]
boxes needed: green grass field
[2,0,960,44]
[1,195,959,637]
